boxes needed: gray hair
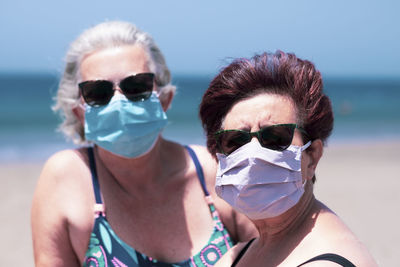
[53,21,176,144]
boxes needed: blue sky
[1,0,399,77]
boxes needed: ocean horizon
[1,72,400,163]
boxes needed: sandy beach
[1,140,399,266]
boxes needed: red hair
[199,51,334,156]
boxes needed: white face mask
[215,140,311,220]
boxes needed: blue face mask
[84,92,168,158]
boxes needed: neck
[252,182,317,243]
[95,137,182,193]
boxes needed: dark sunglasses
[215,123,308,155]
[79,73,155,107]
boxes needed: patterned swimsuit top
[84,146,234,267]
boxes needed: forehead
[79,45,150,81]
[222,93,297,130]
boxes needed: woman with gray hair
[31,21,256,266]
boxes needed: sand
[315,141,400,266]
[1,141,399,266]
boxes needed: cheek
[300,152,310,180]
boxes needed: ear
[302,139,323,181]
[72,105,85,125]
[160,90,174,112]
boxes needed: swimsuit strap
[87,146,105,217]
[297,253,356,267]
[185,146,223,229]
[184,145,210,196]
[231,238,256,267]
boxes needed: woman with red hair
[199,51,377,266]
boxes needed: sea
[1,73,400,163]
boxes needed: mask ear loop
[301,141,312,151]
[300,140,313,187]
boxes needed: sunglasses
[79,73,155,107]
[215,123,308,155]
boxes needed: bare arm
[31,150,90,266]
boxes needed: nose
[249,137,261,147]
[249,131,260,143]
[114,86,124,96]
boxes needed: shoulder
[184,144,219,194]
[186,144,216,166]
[36,149,90,197]
[34,147,94,215]
[186,145,217,182]
[31,147,94,265]
[37,148,85,187]
[40,148,88,177]
[33,147,93,218]
[304,201,378,266]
